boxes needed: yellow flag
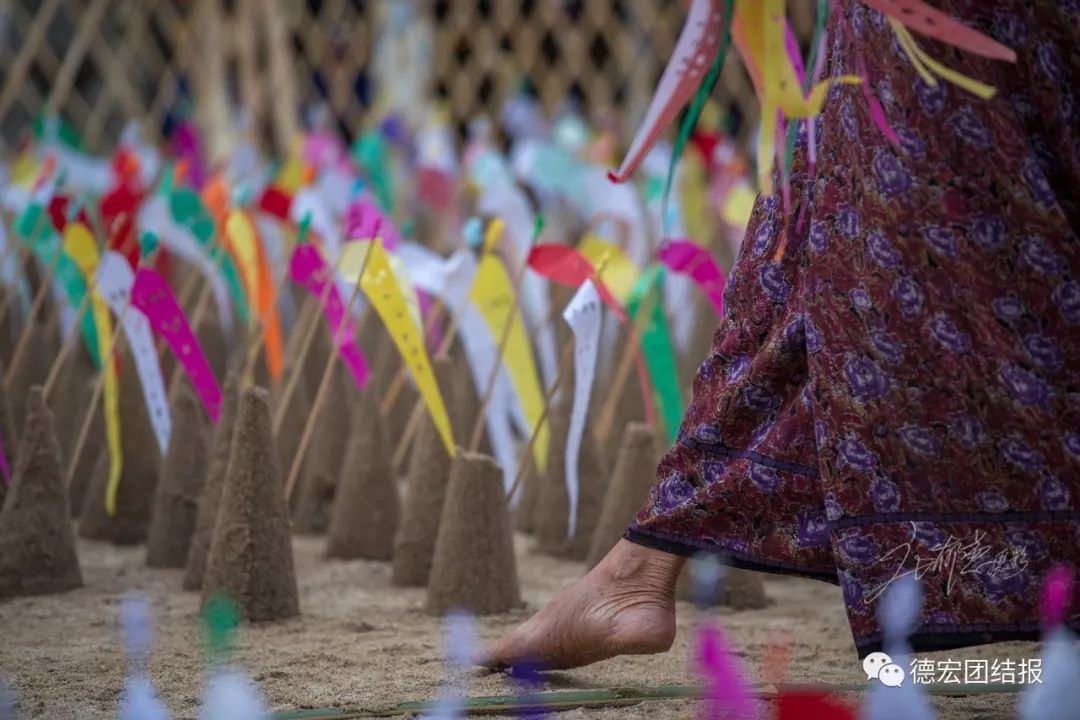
[225,211,262,314]
[63,223,123,515]
[468,250,548,471]
[339,242,422,333]
[578,235,640,304]
[350,239,456,456]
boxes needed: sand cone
[8,325,50,434]
[0,387,82,600]
[195,308,229,390]
[67,378,104,518]
[146,383,211,567]
[426,451,520,615]
[675,566,769,610]
[0,363,16,510]
[325,389,398,560]
[293,362,350,534]
[202,386,299,622]
[585,423,659,568]
[83,344,163,545]
[392,357,456,586]
[182,373,239,591]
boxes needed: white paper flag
[562,280,602,537]
[138,195,233,336]
[97,250,172,453]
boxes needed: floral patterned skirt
[626,0,1080,655]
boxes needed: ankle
[599,540,684,596]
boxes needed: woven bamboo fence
[0,0,816,157]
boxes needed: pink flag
[289,244,370,390]
[658,240,728,317]
[131,267,222,422]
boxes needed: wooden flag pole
[282,244,375,502]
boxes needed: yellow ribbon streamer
[344,239,456,456]
[578,235,640,303]
[225,210,262,318]
[468,248,548,472]
[889,20,997,100]
[63,223,123,515]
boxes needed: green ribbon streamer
[627,266,683,444]
[168,188,250,324]
[15,204,102,368]
[202,591,240,667]
[662,0,736,232]
[351,131,393,215]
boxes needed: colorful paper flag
[562,281,602,538]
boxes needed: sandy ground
[1,533,1035,719]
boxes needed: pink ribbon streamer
[344,195,401,251]
[288,244,370,390]
[131,267,222,423]
[657,240,728,317]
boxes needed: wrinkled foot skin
[481,539,684,671]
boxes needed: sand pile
[183,373,239,591]
[146,383,210,568]
[202,386,299,621]
[325,388,398,560]
[293,362,351,534]
[0,387,82,600]
[392,357,456,586]
[426,451,520,615]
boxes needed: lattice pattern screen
[0,0,792,155]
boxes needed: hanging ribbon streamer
[860,0,1016,61]
[16,204,102,368]
[63,223,123,515]
[562,280,602,538]
[131,267,223,423]
[138,194,233,335]
[888,19,998,100]
[292,186,343,261]
[224,211,283,380]
[169,188,249,324]
[609,0,731,184]
[96,250,172,454]
[657,240,728,317]
[288,244,371,391]
[469,247,548,471]
[344,239,455,456]
[627,266,683,444]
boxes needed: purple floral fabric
[628,0,1080,654]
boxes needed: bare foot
[480,539,685,670]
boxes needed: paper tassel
[469,246,548,470]
[1018,566,1080,720]
[859,0,1016,61]
[16,204,102,368]
[627,267,683,443]
[691,555,753,720]
[421,611,478,720]
[561,281,602,538]
[609,0,729,183]
[63,222,124,516]
[139,194,234,336]
[657,240,728,318]
[131,267,223,423]
[118,593,172,720]
[888,20,998,100]
[578,236,639,303]
[169,188,249,324]
[224,211,282,380]
[96,250,171,454]
[861,575,935,720]
[351,239,455,455]
[288,244,370,390]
